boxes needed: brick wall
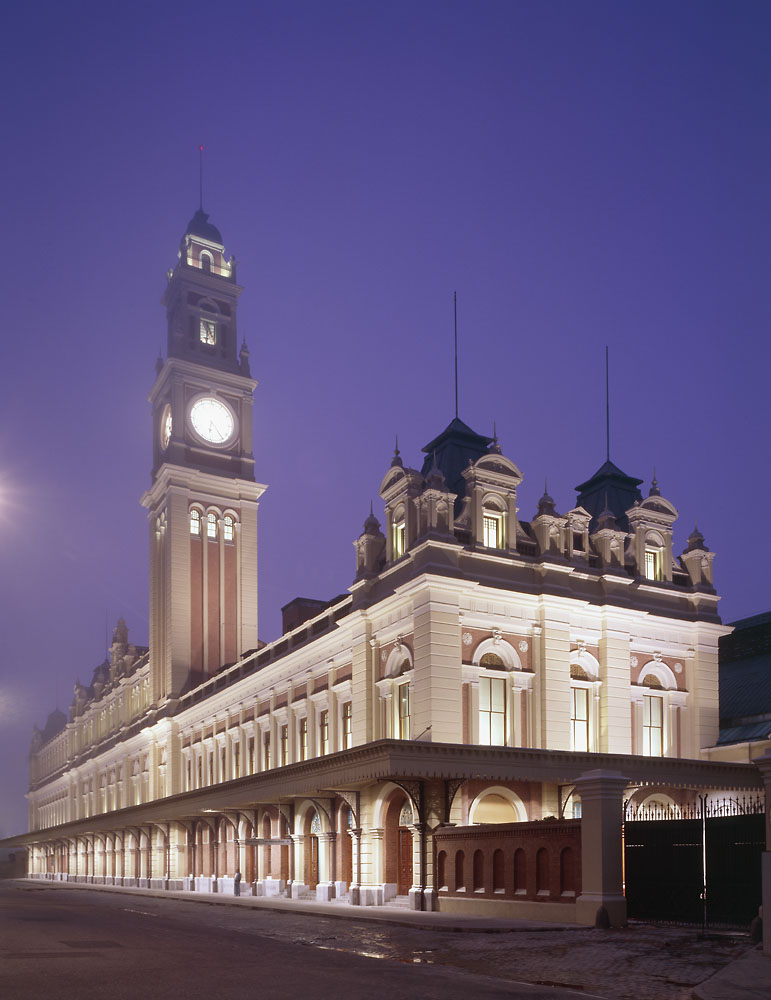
[433,820,581,902]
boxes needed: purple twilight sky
[1,1,769,836]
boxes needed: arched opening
[261,813,272,877]
[436,850,447,890]
[560,847,576,895]
[338,803,353,889]
[304,809,320,890]
[473,849,484,892]
[535,847,549,895]
[279,814,290,882]
[492,849,504,892]
[454,850,465,891]
[469,788,526,824]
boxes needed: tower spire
[605,345,610,462]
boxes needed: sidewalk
[692,947,771,1000]
[15,877,576,933]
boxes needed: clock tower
[141,210,266,705]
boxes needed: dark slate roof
[717,722,771,746]
[185,209,223,245]
[41,708,67,743]
[574,459,643,532]
[421,418,493,506]
[719,652,771,724]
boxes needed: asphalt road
[1,883,597,1000]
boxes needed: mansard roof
[184,209,223,245]
[420,417,493,502]
[575,459,644,532]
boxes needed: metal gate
[624,795,765,929]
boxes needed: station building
[21,211,768,927]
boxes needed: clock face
[189,396,235,445]
[160,405,172,449]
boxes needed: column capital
[573,769,629,799]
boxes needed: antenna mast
[605,345,610,462]
[199,144,204,211]
[454,292,458,419]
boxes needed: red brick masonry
[433,820,581,902]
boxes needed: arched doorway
[304,810,320,890]
[339,803,353,889]
[385,793,413,896]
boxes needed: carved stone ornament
[394,636,403,651]
[630,656,639,668]
[381,649,387,662]
[492,628,503,645]
[674,662,683,674]
[518,640,528,653]
[653,651,662,663]
[462,632,473,646]
[576,639,586,654]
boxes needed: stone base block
[194,876,215,893]
[148,878,167,890]
[382,882,397,902]
[575,892,626,928]
[289,882,310,899]
[315,882,336,902]
[333,881,348,898]
[255,878,285,897]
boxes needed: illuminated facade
[23,212,764,926]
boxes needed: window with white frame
[482,499,505,549]
[298,717,308,761]
[571,687,589,752]
[644,546,663,581]
[223,515,234,542]
[319,709,329,755]
[207,512,217,539]
[479,676,507,745]
[398,682,410,740]
[643,691,664,756]
[392,509,406,559]
[280,725,289,766]
[341,702,353,749]
[190,509,201,536]
[263,732,271,769]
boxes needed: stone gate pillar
[573,769,628,928]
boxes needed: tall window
[263,733,271,770]
[220,746,226,780]
[483,513,502,549]
[223,515,234,542]
[342,702,353,749]
[190,509,201,536]
[392,515,406,559]
[200,251,212,272]
[571,687,589,752]
[643,695,664,756]
[280,725,289,766]
[319,710,329,755]
[644,546,662,581]
[479,676,506,745]
[200,318,216,344]
[398,682,410,740]
[206,512,217,539]
[299,718,308,761]
[248,737,255,774]
[234,744,240,779]
[208,750,214,785]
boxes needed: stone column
[316,832,336,901]
[573,769,629,928]
[348,828,363,905]
[753,751,771,956]
[290,834,308,898]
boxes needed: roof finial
[199,144,204,211]
[649,467,660,496]
[490,420,501,453]
[454,291,459,419]
[370,499,374,516]
[391,435,403,468]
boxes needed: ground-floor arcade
[16,740,767,929]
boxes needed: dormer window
[190,509,201,536]
[483,514,501,549]
[200,318,217,345]
[644,546,662,581]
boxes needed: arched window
[436,850,447,890]
[473,849,484,891]
[207,512,217,539]
[480,652,505,669]
[190,509,201,536]
[223,515,234,542]
[644,545,663,581]
[454,850,465,890]
[200,251,212,272]
[536,847,549,895]
[493,849,505,892]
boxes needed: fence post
[573,769,629,928]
